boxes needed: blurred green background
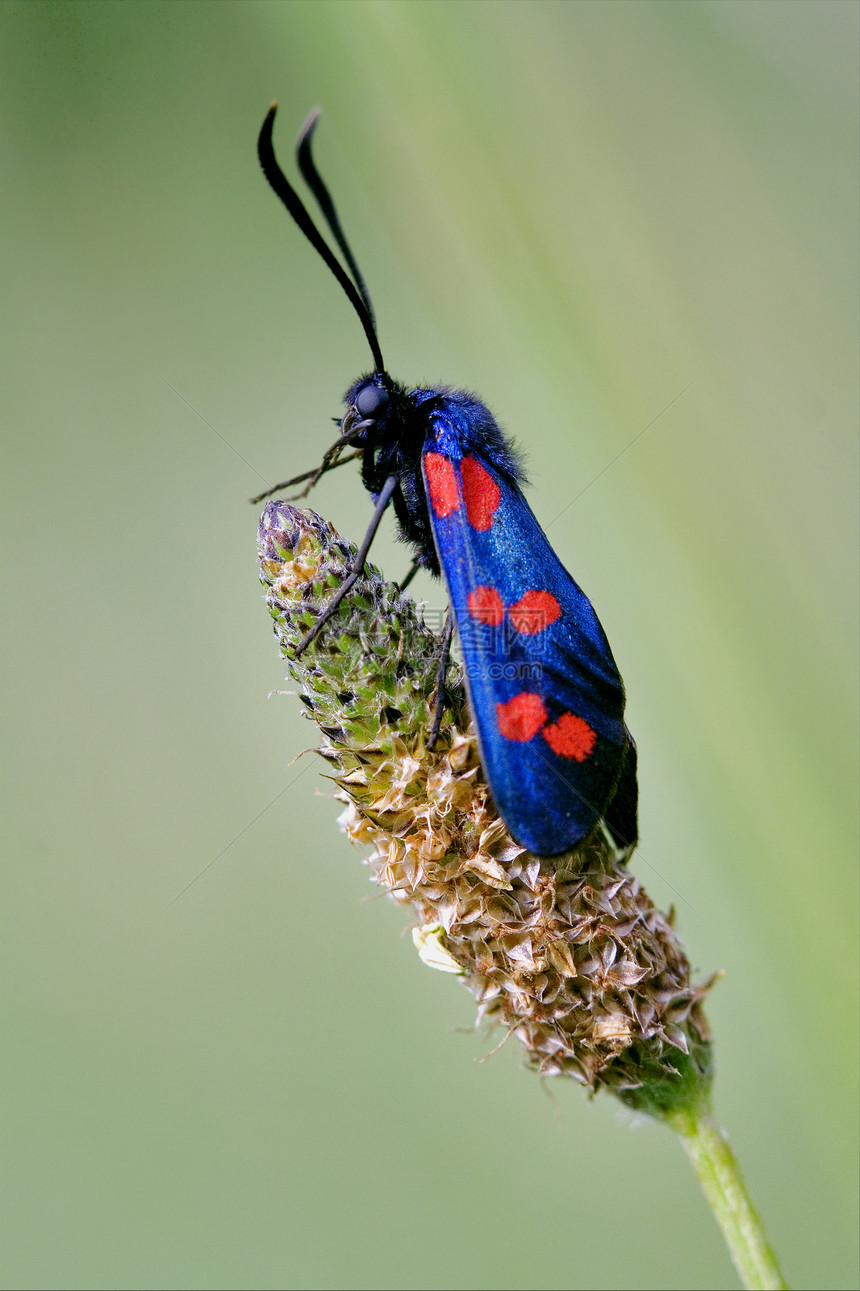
[2,2,857,1288]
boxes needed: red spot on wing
[468,585,505,627]
[424,452,460,517]
[509,589,561,635]
[496,693,547,742]
[461,456,501,531]
[543,713,596,762]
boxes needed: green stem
[668,1102,788,1290]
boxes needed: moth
[254,105,637,858]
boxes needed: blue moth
[253,106,638,859]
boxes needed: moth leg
[398,557,422,593]
[294,473,398,657]
[249,423,364,505]
[250,448,362,504]
[427,607,454,751]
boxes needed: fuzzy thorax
[258,500,713,1115]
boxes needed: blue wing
[421,422,636,856]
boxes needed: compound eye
[355,384,389,421]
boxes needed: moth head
[353,380,390,423]
[340,374,398,443]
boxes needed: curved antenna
[258,104,384,373]
[296,108,377,332]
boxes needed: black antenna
[258,104,384,373]
[296,108,377,333]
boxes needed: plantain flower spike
[258,499,714,1118]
